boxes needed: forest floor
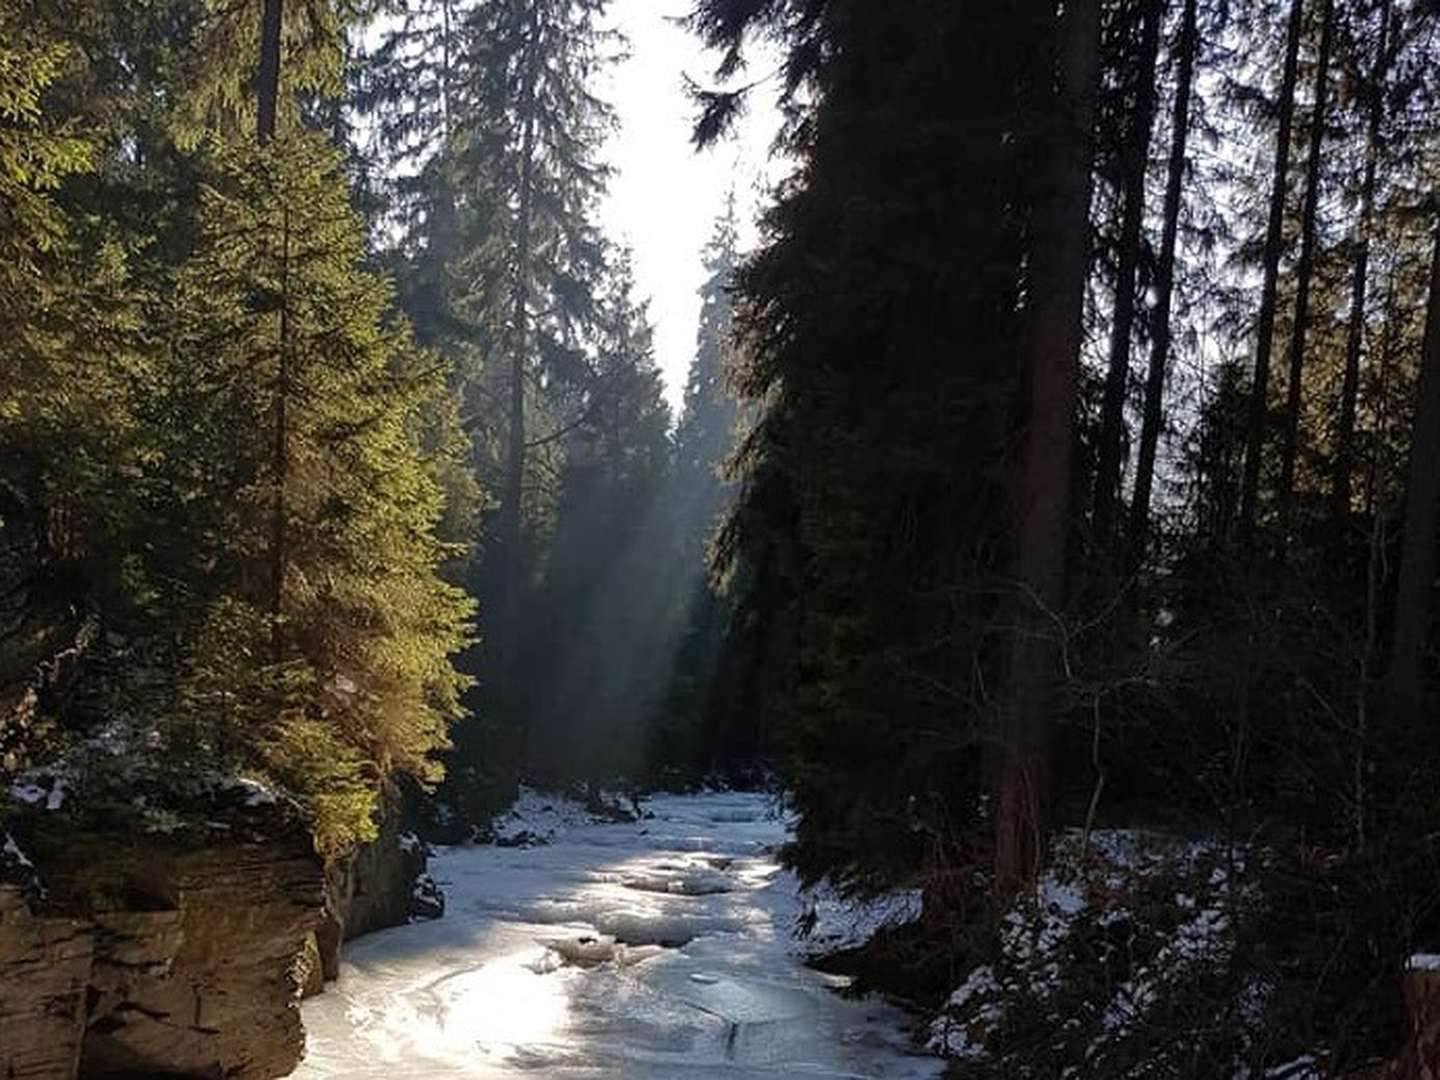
[291,790,944,1078]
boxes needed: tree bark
[1093,0,1164,551]
[1332,0,1391,529]
[257,0,283,143]
[995,0,1101,890]
[259,0,286,663]
[1276,0,1335,532]
[1237,0,1304,548]
[270,208,292,666]
[1388,227,1440,720]
[1128,0,1198,570]
[498,1,542,686]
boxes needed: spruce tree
[673,192,741,556]
[520,248,674,782]
[689,0,1046,892]
[454,0,616,707]
[0,7,146,679]
[659,195,748,777]
[156,134,474,851]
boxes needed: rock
[495,828,547,848]
[1,775,325,1080]
[295,931,325,1000]
[1387,962,1440,1080]
[410,872,445,921]
[316,788,441,979]
[91,844,321,1079]
[0,888,93,1080]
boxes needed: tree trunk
[1276,0,1335,532]
[441,0,453,143]
[498,1,541,688]
[1388,227,1440,720]
[1128,0,1198,570]
[1237,0,1304,548]
[1093,0,1164,551]
[259,0,286,662]
[995,0,1101,890]
[257,0,283,143]
[270,209,292,665]
[1332,0,1391,529]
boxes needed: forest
[1,0,1439,1076]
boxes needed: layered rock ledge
[2,770,325,1080]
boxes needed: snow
[10,770,69,810]
[490,786,622,844]
[2,831,33,869]
[929,828,1256,1071]
[292,791,943,1078]
[796,885,924,957]
[228,776,280,807]
[1409,953,1440,971]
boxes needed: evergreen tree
[1128,0,1198,568]
[363,0,622,789]
[452,0,616,681]
[1092,0,1163,553]
[996,0,1101,889]
[690,0,1049,893]
[0,4,145,682]
[657,194,755,779]
[518,249,674,782]
[152,134,474,850]
[673,193,741,554]
[1237,0,1303,545]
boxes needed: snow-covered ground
[292,791,943,1079]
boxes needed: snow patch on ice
[538,933,667,969]
[617,858,739,896]
[490,786,622,845]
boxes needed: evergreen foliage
[689,0,1440,1065]
[696,0,1037,893]
[656,195,758,780]
[519,252,676,782]
[1,0,474,855]
[5,0,1440,1066]
[149,133,474,848]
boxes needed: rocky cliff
[1,767,325,1080]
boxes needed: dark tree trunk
[498,1,542,690]
[1128,0,1198,569]
[257,0,283,143]
[270,210,291,665]
[1332,0,1391,529]
[258,0,286,662]
[995,0,1101,890]
[1388,228,1440,720]
[1093,0,1165,552]
[1237,0,1304,547]
[1276,0,1335,532]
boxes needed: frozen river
[292,790,944,1078]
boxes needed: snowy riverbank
[291,790,944,1078]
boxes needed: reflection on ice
[292,792,942,1079]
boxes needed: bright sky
[598,0,784,416]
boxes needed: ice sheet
[292,791,942,1078]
